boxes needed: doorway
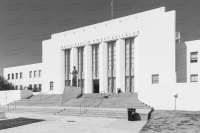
[93,80,99,93]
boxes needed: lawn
[0,117,45,130]
[140,110,200,133]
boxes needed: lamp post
[173,93,178,110]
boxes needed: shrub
[0,76,15,91]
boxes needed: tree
[0,76,15,91]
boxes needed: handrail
[79,97,100,115]
[29,90,53,106]
[29,91,43,106]
[43,90,53,99]
[7,100,17,112]
[100,88,109,99]
[30,91,43,100]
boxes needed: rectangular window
[50,82,53,90]
[12,73,14,79]
[152,75,159,84]
[30,71,32,78]
[39,84,42,91]
[191,52,198,63]
[92,44,99,78]
[8,74,10,80]
[20,72,22,79]
[20,85,23,90]
[16,86,18,90]
[34,71,37,77]
[34,84,37,92]
[29,84,32,90]
[16,73,18,79]
[191,75,198,82]
[39,70,41,77]
[65,49,71,86]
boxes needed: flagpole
[111,0,113,19]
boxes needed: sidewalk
[0,112,147,133]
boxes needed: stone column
[116,39,125,93]
[134,36,140,92]
[84,45,93,93]
[99,42,108,93]
[60,49,65,94]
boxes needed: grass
[0,117,45,130]
[140,110,200,133]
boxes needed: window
[92,44,99,78]
[8,74,10,80]
[29,84,32,90]
[16,73,18,79]
[20,85,23,90]
[107,41,116,92]
[65,49,71,85]
[20,72,22,79]
[39,70,41,77]
[152,75,159,84]
[50,82,53,90]
[12,73,14,79]
[34,84,37,92]
[16,86,18,90]
[191,52,198,63]
[30,71,32,78]
[191,75,198,82]
[34,71,37,77]
[39,84,42,91]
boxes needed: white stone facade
[3,7,200,110]
[4,63,42,91]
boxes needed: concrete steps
[4,92,153,120]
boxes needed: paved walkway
[0,112,147,133]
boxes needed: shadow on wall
[176,42,187,83]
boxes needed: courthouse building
[4,7,200,110]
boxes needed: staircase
[4,92,153,120]
[93,93,151,109]
[62,93,103,107]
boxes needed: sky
[0,0,200,75]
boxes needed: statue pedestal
[60,86,82,105]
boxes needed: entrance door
[93,80,99,93]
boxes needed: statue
[70,66,78,86]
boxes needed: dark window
[8,74,10,80]
[34,84,37,92]
[20,72,22,79]
[39,84,42,91]
[16,73,18,79]
[34,71,37,77]
[30,71,32,78]
[39,70,41,77]
[50,82,53,90]
[12,73,14,79]
[29,84,32,90]
[16,86,18,90]
[191,75,198,82]
[20,85,23,90]
[191,52,198,63]
[152,75,159,84]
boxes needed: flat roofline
[3,63,42,69]
[51,7,166,39]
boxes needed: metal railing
[29,90,53,106]
[29,91,43,106]
[43,90,53,99]
[7,100,17,112]
[100,88,109,99]
[79,97,100,115]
